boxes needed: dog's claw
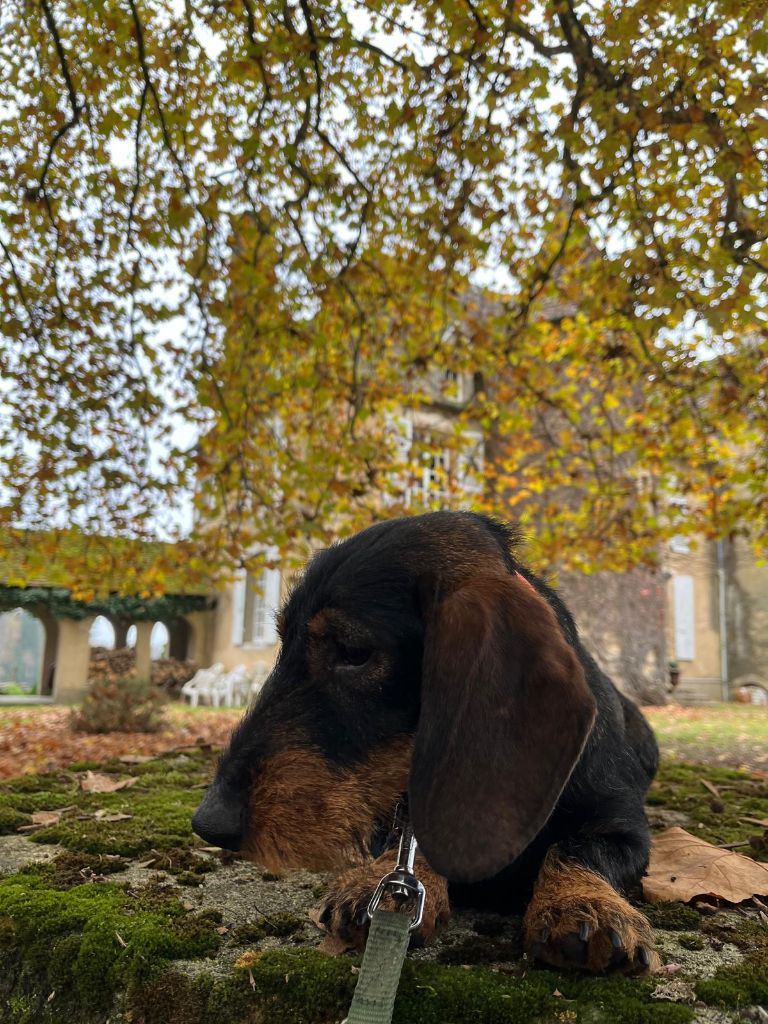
[579,922,590,942]
[638,945,651,968]
[608,928,622,950]
[538,927,550,943]
[319,905,332,927]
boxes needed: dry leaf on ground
[17,806,76,832]
[644,826,768,903]
[80,771,139,794]
[0,707,241,779]
[93,810,132,822]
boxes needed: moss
[642,902,702,931]
[0,771,74,795]
[677,933,705,950]
[701,915,768,953]
[29,786,204,856]
[0,872,221,1013]
[0,789,77,814]
[231,912,306,945]
[29,850,130,889]
[228,949,695,1024]
[67,760,104,772]
[0,805,30,834]
[648,763,768,860]
[695,949,768,1007]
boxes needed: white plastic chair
[210,665,250,708]
[181,663,225,707]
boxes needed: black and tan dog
[193,512,659,972]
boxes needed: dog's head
[192,512,596,883]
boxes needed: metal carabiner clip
[366,820,425,932]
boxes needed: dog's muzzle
[192,784,245,852]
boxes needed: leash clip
[367,818,425,932]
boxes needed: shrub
[70,677,167,734]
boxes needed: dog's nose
[192,787,244,851]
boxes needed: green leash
[343,822,425,1024]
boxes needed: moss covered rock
[0,749,766,1023]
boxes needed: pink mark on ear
[515,572,537,594]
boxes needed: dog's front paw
[524,857,659,974]
[310,853,450,953]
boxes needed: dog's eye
[335,642,373,669]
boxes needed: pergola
[0,530,216,704]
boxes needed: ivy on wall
[0,586,213,623]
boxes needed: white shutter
[673,575,695,661]
[230,570,246,646]
[259,567,281,646]
[251,547,281,646]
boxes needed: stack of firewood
[152,657,197,694]
[88,647,197,696]
[89,646,136,681]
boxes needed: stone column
[134,621,153,681]
[53,617,95,704]
[185,610,216,666]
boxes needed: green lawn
[644,704,767,772]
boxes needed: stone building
[665,535,768,704]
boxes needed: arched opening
[0,608,46,696]
[151,621,170,659]
[168,618,192,661]
[89,615,116,650]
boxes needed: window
[231,556,281,648]
[385,413,484,509]
[441,370,465,404]
[669,536,691,555]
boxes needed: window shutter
[230,570,246,646]
[673,575,695,661]
[260,567,281,645]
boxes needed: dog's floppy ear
[409,572,596,883]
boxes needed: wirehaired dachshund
[193,512,660,972]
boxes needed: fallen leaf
[118,754,153,764]
[700,779,721,799]
[32,809,63,826]
[17,806,76,832]
[80,771,139,794]
[656,963,683,975]
[94,810,132,822]
[644,827,768,903]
